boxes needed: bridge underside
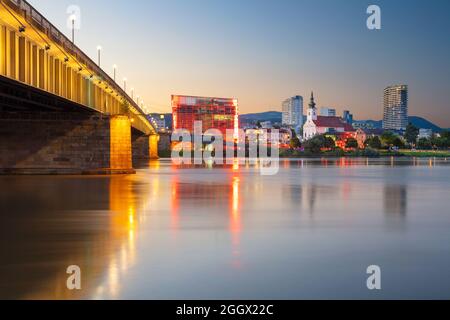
[0,76,158,175]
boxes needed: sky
[28,0,450,126]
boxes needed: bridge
[0,0,159,174]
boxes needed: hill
[240,111,282,123]
[240,112,445,132]
[409,116,442,132]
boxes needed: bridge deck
[0,0,156,135]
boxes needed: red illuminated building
[172,95,239,139]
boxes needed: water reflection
[384,185,408,217]
[0,175,149,299]
[230,175,241,269]
[92,176,140,300]
[1,158,450,299]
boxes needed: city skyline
[28,0,450,127]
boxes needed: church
[303,92,355,140]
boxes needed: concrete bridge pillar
[132,133,159,163]
[0,112,135,175]
[150,135,159,160]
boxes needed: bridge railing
[4,0,155,135]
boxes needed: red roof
[313,116,355,131]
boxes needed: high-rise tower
[383,85,408,131]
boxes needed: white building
[303,92,354,140]
[148,114,167,132]
[320,107,337,117]
[260,121,273,129]
[418,129,433,140]
[282,95,303,134]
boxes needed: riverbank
[160,148,450,159]
[279,149,450,158]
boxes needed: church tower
[307,92,317,121]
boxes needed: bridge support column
[132,133,159,164]
[109,115,133,171]
[0,112,135,175]
[150,135,159,160]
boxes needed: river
[1,158,449,299]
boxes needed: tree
[392,137,405,149]
[324,136,336,149]
[404,123,419,144]
[436,131,450,149]
[303,135,336,153]
[290,137,301,149]
[346,138,359,149]
[365,136,382,149]
[431,136,445,149]
[441,131,450,140]
[289,129,301,149]
[303,138,322,153]
[417,138,432,150]
[381,131,397,147]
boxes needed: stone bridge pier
[0,112,157,175]
[132,131,159,164]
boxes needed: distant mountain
[354,117,443,132]
[240,111,282,123]
[409,116,442,132]
[240,112,445,132]
[353,120,383,129]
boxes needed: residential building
[343,110,354,125]
[320,107,337,117]
[383,85,409,131]
[260,121,273,129]
[282,96,304,133]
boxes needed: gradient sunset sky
[29,0,450,126]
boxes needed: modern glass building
[282,95,304,133]
[343,110,354,125]
[172,95,239,138]
[383,85,408,131]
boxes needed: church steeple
[307,91,317,121]
[309,91,316,109]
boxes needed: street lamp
[123,78,127,92]
[70,15,76,44]
[97,46,102,67]
[113,64,117,82]
[130,88,134,100]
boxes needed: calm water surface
[1,158,450,299]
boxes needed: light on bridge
[70,14,77,43]
[97,46,102,66]
[113,64,118,82]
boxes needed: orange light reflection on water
[230,171,242,269]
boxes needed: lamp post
[113,64,117,82]
[97,46,102,67]
[131,88,134,100]
[123,78,127,92]
[70,15,76,44]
